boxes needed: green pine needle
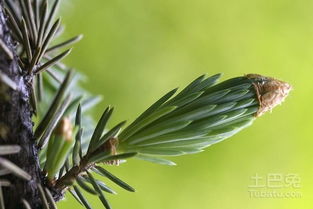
[94,166,135,192]
[73,186,93,209]
[87,172,112,209]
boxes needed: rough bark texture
[0,2,43,209]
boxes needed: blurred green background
[58,0,312,208]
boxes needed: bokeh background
[57,0,313,208]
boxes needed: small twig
[55,138,117,191]
[54,155,91,191]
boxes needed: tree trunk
[0,1,43,209]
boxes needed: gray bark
[0,2,43,209]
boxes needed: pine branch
[0,0,292,209]
[117,74,291,164]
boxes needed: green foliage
[0,0,291,209]
[118,74,258,164]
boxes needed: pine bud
[246,74,292,117]
[45,117,75,180]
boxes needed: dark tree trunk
[0,2,43,209]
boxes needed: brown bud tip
[104,137,120,166]
[246,74,292,117]
[55,117,73,141]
